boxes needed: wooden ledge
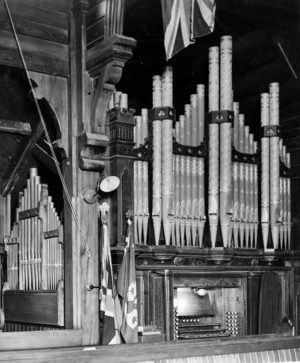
[0,334,299,361]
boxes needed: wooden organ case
[3,168,64,331]
[109,35,298,343]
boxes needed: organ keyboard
[175,315,230,341]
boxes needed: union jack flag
[162,0,216,60]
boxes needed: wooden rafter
[0,119,31,135]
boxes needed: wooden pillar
[65,0,136,345]
[65,0,97,343]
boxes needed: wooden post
[67,0,136,346]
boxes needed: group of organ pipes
[109,35,292,251]
[4,168,64,291]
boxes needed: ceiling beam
[1,121,44,196]
[0,119,31,135]
[32,143,60,176]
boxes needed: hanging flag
[117,215,138,343]
[161,0,216,60]
[191,0,216,40]
[99,203,121,345]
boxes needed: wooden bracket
[78,131,109,172]
[87,34,137,133]
[77,34,136,172]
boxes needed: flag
[161,0,216,60]
[100,215,121,345]
[117,219,138,343]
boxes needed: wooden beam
[1,122,43,196]
[32,143,60,176]
[0,119,31,135]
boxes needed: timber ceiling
[120,0,300,141]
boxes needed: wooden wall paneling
[0,195,6,250]
[143,270,151,326]
[293,268,300,334]
[136,271,145,326]
[86,0,106,50]
[28,71,69,156]
[0,15,68,46]
[247,273,260,335]
[297,285,300,335]
[87,1,105,24]
[164,270,171,340]
[294,269,300,335]
[0,30,69,77]
[86,18,105,49]
[167,271,174,341]
[23,0,70,14]
[4,288,64,326]
[278,272,285,322]
[291,176,300,249]
[241,275,248,335]
[80,171,100,345]
[67,0,99,345]
[288,269,295,328]
[67,0,135,345]
[0,194,8,308]
[0,0,69,31]
[1,0,69,16]
[149,271,166,334]
[282,270,292,320]
[0,330,82,351]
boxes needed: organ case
[3,168,64,331]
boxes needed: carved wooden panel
[247,274,260,335]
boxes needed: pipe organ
[114,35,292,251]
[3,168,64,331]
[106,35,295,343]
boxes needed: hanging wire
[4,0,92,261]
